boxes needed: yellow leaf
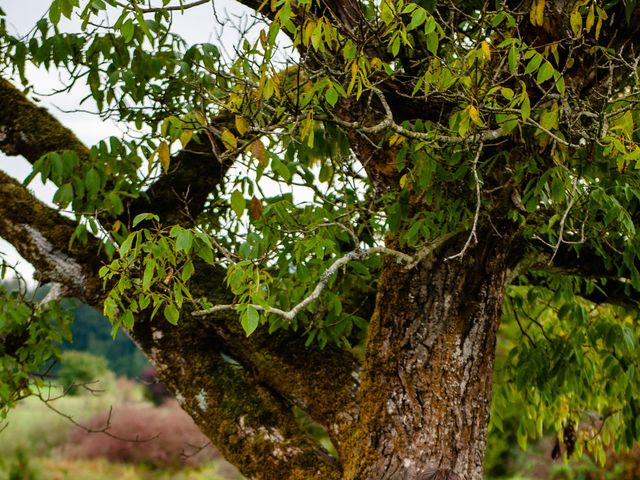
[221,128,238,150]
[235,116,249,136]
[467,105,484,126]
[585,3,595,32]
[388,133,405,147]
[535,0,545,26]
[194,110,207,126]
[399,174,409,189]
[303,20,315,47]
[570,9,582,37]
[530,0,545,26]
[259,29,267,48]
[179,129,193,148]
[595,16,602,40]
[347,60,358,95]
[158,140,170,173]
[480,41,491,61]
[111,220,122,232]
[350,60,358,79]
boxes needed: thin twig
[192,246,415,320]
[446,140,484,261]
[322,88,505,145]
[116,0,210,13]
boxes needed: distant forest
[2,277,148,378]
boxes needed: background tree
[1,0,640,479]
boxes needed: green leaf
[524,53,543,75]
[142,258,155,290]
[104,297,117,319]
[325,86,339,107]
[176,229,193,253]
[409,8,426,30]
[121,310,135,329]
[517,421,528,450]
[173,282,184,308]
[54,182,74,207]
[163,304,180,325]
[196,242,215,265]
[426,32,438,55]
[181,260,195,282]
[84,169,100,197]
[107,192,124,215]
[390,35,400,57]
[508,46,518,74]
[555,75,565,95]
[241,306,260,336]
[520,95,531,122]
[119,233,136,256]
[121,19,135,43]
[134,8,153,42]
[536,61,554,83]
[49,0,61,24]
[230,190,246,217]
[132,213,159,227]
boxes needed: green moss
[0,79,88,164]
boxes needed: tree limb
[0,78,89,163]
[131,312,342,480]
[0,77,363,463]
[523,244,640,308]
[0,170,104,302]
[0,77,233,228]
[187,264,361,455]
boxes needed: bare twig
[192,246,415,320]
[446,140,484,261]
[116,0,211,13]
[323,88,505,145]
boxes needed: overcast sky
[0,0,258,283]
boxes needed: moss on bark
[341,227,519,480]
[0,78,88,163]
[131,307,342,480]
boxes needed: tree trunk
[343,228,516,480]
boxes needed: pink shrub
[61,401,217,468]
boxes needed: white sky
[0,0,259,283]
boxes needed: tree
[1,0,640,478]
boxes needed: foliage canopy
[1,0,640,477]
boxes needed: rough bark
[3,1,640,477]
[0,78,89,162]
[131,312,342,480]
[0,77,231,228]
[0,170,104,302]
[182,264,361,455]
[342,228,517,480]
[0,172,356,478]
[0,82,359,479]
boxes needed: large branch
[188,264,360,454]
[0,77,361,463]
[0,170,104,302]
[522,243,640,308]
[0,77,232,227]
[132,312,342,479]
[0,78,89,163]
[125,127,233,226]
[0,167,350,479]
